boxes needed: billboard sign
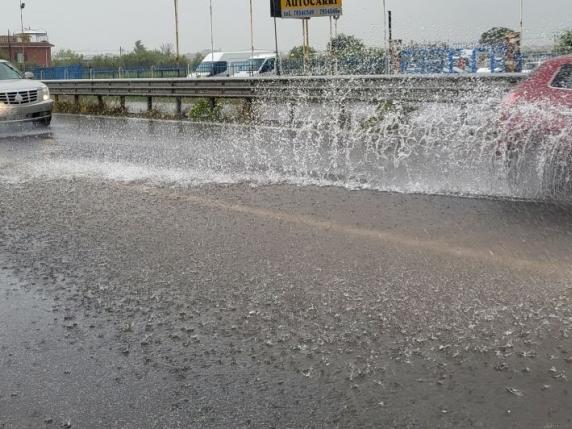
[270,0,342,19]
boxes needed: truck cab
[233,54,277,78]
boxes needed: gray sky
[1,1,570,55]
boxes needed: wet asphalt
[1,115,572,428]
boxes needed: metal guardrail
[44,74,527,105]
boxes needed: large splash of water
[1,79,570,202]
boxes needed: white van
[188,51,272,78]
[232,53,277,78]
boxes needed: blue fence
[399,47,538,74]
[33,49,557,80]
[33,65,189,80]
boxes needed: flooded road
[1,115,572,428]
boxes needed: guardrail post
[147,97,153,112]
[54,94,59,103]
[288,101,295,125]
[97,96,105,110]
[74,95,80,107]
[338,103,350,129]
[208,98,216,111]
[175,97,182,116]
[120,96,126,110]
[243,98,254,122]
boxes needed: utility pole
[329,16,332,72]
[270,0,280,75]
[209,0,215,74]
[19,1,25,65]
[301,18,310,73]
[174,0,180,68]
[334,15,339,38]
[7,30,13,62]
[519,0,524,48]
[382,0,388,74]
[249,0,255,64]
[388,10,392,74]
[333,15,339,75]
[301,19,307,73]
[273,16,280,75]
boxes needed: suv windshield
[0,61,23,80]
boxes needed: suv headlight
[41,86,50,101]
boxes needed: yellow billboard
[279,0,342,18]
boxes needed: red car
[499,55,572,198]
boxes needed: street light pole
[249,0,255,61]
[519,0,523,47]
[270,0,280,75]
[382,0,389,74]
[173,0,180,69]
[19,0,25,65]
[209,0,215,73]
[273,16,280,75]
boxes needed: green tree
[52,49,84,66]
[288,45,317,60]
[480,27,516,45]
[160,43,173,56]
[48,41,200,70]
[187,52,204,70]
[85,41,192,68]
[326,34,383,74]
[327,33,366,59]
[556,30,572,54]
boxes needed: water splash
[2,80,570,202]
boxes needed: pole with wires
[174,0,180,74]
[209,0,215,74]
[249,0,255,62]
[19,1,25,65]
[382,0,389,74]
[270,0,280,75]
[519,0,524,48]
[273,16,280,75]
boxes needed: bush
[188,99,222,121]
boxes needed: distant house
[0,30,54,67]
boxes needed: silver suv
[0,59,53,126]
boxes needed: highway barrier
[44,74,526,116]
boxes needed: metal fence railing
[45,74,525,105]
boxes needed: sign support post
[270,0,342,75]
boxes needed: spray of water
[1,78,570,202]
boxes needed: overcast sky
[0,1,570,55]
